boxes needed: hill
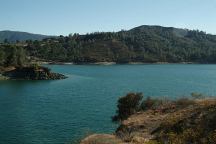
[0,30,50,43]
[25,25,216,64]
[81,96,216,144]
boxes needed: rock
[2,66,67,80]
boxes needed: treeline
[24,25,216,63]
[0,45,27,67]
[1,25,216,64]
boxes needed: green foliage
[2,26,216,64]
[0,49,5,65]
[112,93,143,121]
[16,47,26,66]
[0,45,27,67]
[141,96,160,111]
[32,63,39,70]
[24,25,216,63]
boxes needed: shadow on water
[0,80,54,97]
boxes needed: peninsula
[81,93,216,144]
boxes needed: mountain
[0,30,50,42]
[24,25,216,63]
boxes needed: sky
[0,0,216,35]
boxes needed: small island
[1,66,67,80]
[0,45,67,80]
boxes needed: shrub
[191,92,204,99]
[140,97,168,111]
[141,96,156,111]
[175,98,195,108]
[112,93,143,121]
[32,63,39,70]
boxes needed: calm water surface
[1,64,216,144]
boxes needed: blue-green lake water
[1,64,216,144]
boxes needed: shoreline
[81,98,216,144]
[0,74,9,80]
[38,61,200,65]
[0,66,67,80]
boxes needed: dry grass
[81,98,216,144]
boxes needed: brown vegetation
[81,93,216,144]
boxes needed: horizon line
[0,25,215,36]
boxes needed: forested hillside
[25,25,216,63]
[0,45,27,67]
[1,25,216,64]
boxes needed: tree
[4,39,8,44]
[112,93,143,121]
[0,48,5,66]
[1,45,27,67]
[16,47,26,66]
[15,25,216,64]
[141,96,156,110]
[5,46,17,66]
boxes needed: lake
[1,64,216,144]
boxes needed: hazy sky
[0,0,216,35]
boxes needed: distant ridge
[2,25,216,64]
[0,30,50,42]
[24,25,216,63]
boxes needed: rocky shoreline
[1,66,67,80]
[38,61,196,65]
